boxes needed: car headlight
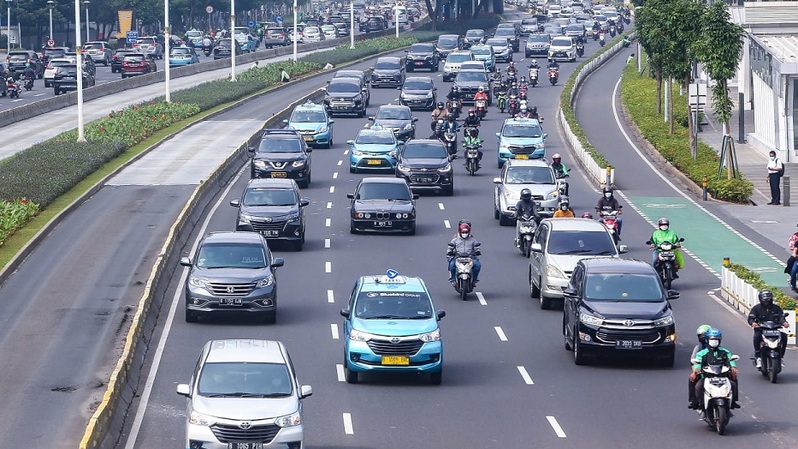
[319,126,328,133]
[238,212,256,223]
[349,328,376,341]
[189,411,217,426]
[426,92,434,98]
[292,160,306,167]
[579,311,603,326]
[545,189,559,200]
[407,54,414,60]
[546,264,568,280]
[438,163,452,173]
[256,276,274,288]
[397,164,411,173]
[188,275,210,289]
[403,123,413,131]
[253,160,267,168]
[654,315,674,327]
[419,328,441,342]
[275,411,302,428]
[353,94,363,103]
[286,211,301,222]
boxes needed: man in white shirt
[767,150,784,205]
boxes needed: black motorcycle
[752,318,787,383]
[647,238,684,289]
[576,43,584,58]
[23,75,33,91]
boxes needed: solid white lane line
[325,238,331,248]
[343,413,354,434]
[517,366,534,385]
[331,323,339,339]
[333,172,338,179]
[325,261,332,273]
[325,218,332,227]
[444,219,451,229]
[438,202,445,210]
[336,364,345,382]
[329,186,335,194]
[327,289,335,303]
[494,326,508,341]
[327,201,333,209]
[337,160,343,166]
[476,291,487,306]
[546,416,567,438]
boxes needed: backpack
[780,161,786,177]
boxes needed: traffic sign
[247,20,256,28]
[126,30,138,44]
[205,5,213,14]
[47,39,55,47]
[275,15,283,23]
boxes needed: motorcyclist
[690,328,739,410]
[529,59,540,70]
[430,101,448,133]
[648,217,683,278]
[595,186,623,236]
[462,126,483,161]
[203,35,213,53]
[23,63,35,87]
[441,113,459,133]
[447,221,481,285]
[528,106,540,120]
[463,108,481,129]
[447,85,462,103]
[507,61,517,76]
[514,188,540,248]
[748,290,789,368]
[515,104,532,119]
[474,85,489,106]
[622,36,631,48]
[592,21,601,33]
[547,59,560,71]
[553,196,575,218]
[691,324,713,361]
[551,153,568,178]
[507,81,519,97]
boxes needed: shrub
[0,198,38,246]
[728,263,795,309]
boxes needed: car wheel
[349,166,357,174]
[529,270,540,298]
[53,87,59,95]
[265,310,277,324]
[185,308,198,323]
[350,221,358,234]
[498,213,511,226]
[540,290,554,310]
[573,331,588,365]
[344,360,359,384]
[660,351,675,368]
[407,224,416,236]
[444,184,454,196]
[429,369,442,385]
[564,324,573,350]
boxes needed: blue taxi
[469,44,496,73]
[168,46,200,67]
[347,126,401,173]
[283,101,335,148]
[496,117,548,168]
[340,270,446,384]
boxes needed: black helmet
[758,290,774,307]
[602,186,613,195]
[447,113,455,121]
[436,101,444,109]
[530,106,537,115]
[520,188,532,201]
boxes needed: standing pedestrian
[786,224,798,292]
[767,150,784,205]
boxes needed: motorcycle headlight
[256,276,274,288]
[292,160,306,167]
[188,275,210,289]
[579,311,603,326]
[403,123,413,131]
[419,328,441,342]
[546,264,567,280]
[438,163,452,173]
[349,328,375,341]
[653,315,674,327]
[274,411,302,428]
[189,411,217,426]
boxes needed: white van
[547,4,563,18]
[393,5,409,25]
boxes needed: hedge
[728,263,795,309]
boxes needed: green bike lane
[625,195,785,286]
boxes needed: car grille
[367,339,424,355]
[268,161,292,169]
[596,329,662,344]
[249,220,287,232]
[207,282,256,297]
[529,194,544,201]
[551,51,568,57]
[508,145,538,155]
[210,423,280,443]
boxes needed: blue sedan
[496,117,548,168]
[347,127,400,173]
[168,46,200,67]
[284,101,334,148]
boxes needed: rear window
[437,36,459,47]
[124,55,145,62]
[84,43,103,49]
[376,107,411,120]
[9,54,29,61]
[447,53,472,63]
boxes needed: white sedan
[303,26,324,42]
[321,25,338,40]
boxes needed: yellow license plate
[381,355,410,365]
[367,159,382,165]
[303,135,314,141]
[515,154,529,159]
[271,172,287,178]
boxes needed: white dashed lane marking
[343,413,354,434]
[444,219,451,229]
[325,238,331,248]
[337,160,343,166]
[517,366,534,385]
[325,218,332,227]
[343,149,349,155]
[336,364,345,382]
[494,326,508,341]
[333,172,338,179]
[330,323,339,340]
[327,201,333,209]
[327,289,335,303]
[476,292,487,306]
[329,186,335,194]
[325,261,332,273]
[547,416,567,438]
[438,202,445,210]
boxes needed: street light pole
[83,0,89,42]
[47,0,54,41]
[164,0,171,102]
[74,0,85,142]
[292,0,297,62]
[394,3,399,38]
[349,0,354,49]
[6,0,12,54]
[230,0,236,81]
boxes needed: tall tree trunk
[720,79,734,179]
[655,70,662,115]
[424,0,437,30]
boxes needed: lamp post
[230,0,236,81]
[292,0,297,62]
[164,0,171,102]
[6,0,12,54]
[83,0,89,42]
[394,3,399,38]
[74,0,85,142]
[47,0,55,41]
[349,0,354,49]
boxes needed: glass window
[403,79,432,90]
[375,60,400,69]
[584,273,663,302]
[291,110,326,123]
[354,291,432,319]
[258,137,302,153]
[455,71,488,82]
[503,124,543,138]
[546,231,616,255]
[447,53,472,63]
[328,81,361,93]
[357,182,411,200]
[196,243,267,269]
[243,188,297,207]
[198,362,292,397]
[376,108,411,120]
[437,37,459,47]
[528,35,549,43]
[505,166,554,184]
[410,44,434,52]
[356,132,395,145]
[403,142,446,159]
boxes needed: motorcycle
[576,43,584,58]
[6,77,20,99]
[547,67,559,86]
[475,98,487,119]
[464,139,481,176]
[506,73,517,86]
[23,75,33,91]
[599,33,606,47]
[609,25,617,37]
[203,45,212,57]
[529,67,539,87]
[692,355,739,435]
[593,31,599,41]
[442,130,458,157]
[507,94,520,117]
[647,238,684,289]
[752,318,787,383]
[516,215,537,257]
[599,209,621,245]
[518,85,528,100]
[617,21,625,33]
[448,248,479,301]
[555,172,569,196]
[497,92,507,113]
[446,98,462,119]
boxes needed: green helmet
[696,324,711,339]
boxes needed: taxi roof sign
[374,269,405,284]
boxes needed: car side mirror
[282,119,289,125]
[230,198,240,207]
[617,244,628,254]
[248,145,256,153]
[179,256,192,267]
[495,132,501,137]
[492,177,501,184]
[272,257,285,268]
[346,139,355,146]
[368,116,375,121]
[305,147,312,153]
[437,310,446,320]
[412,194,419,200]
[667,289,680,300]
[412,117,418,122]
[329,119,335,124]
[340,308,351,318]
[563,287,577,297]
[530,242,543,252]
[300,198,310,207]
[299,384,313,398]
[542,133,548,139]
[176,384,190,397]
[346,193,354,199]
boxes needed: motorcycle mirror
[666,289,680,300]
[678,238,685,242]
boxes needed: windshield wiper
[557,249,595,254]
[205,392,262,398]
[363,314,405,319]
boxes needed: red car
[120,52,157,78]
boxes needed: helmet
[758,289,774,306]
[602,186,613,196]
[520,104,527,112]
[531,59,537,65]
[447,113,455,121]
[657,217,669,228]
[520,188,532,201]
[706,328,722,348]
[552,153,561,161]
[696,324,711,341]
[436,101,444,109]
[530,106,538,115]
[581,212,593,219]
[468,108,475,115]
[511,81,517,87]
[501,81,507,88]
[458,222,471,234]
[509,61,515,67]
[520,76,527,83]
[560,195,570,205]
[478,86,485,92]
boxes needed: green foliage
[620,63,752,203]
[0,198,38,246]
[728,263,796,309]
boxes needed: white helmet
[520,104,528,112]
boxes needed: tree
[693,1,744,179]
[635,0,669,115]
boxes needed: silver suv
[528,218,627,309]
[176,339,312,449]
[493,159,563,225]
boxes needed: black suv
[395,139,454,196]
[405,43,439,72]
[494,26,520,52]
[361,16,387,33]
[180,231,284,323]
[324,78,368,117]
[563,258,679,367]
[6,50,44,79]
[399,76,437,111]
[249,129,312,188]
[348,177,418,235]
[370,56,405,88]
[230,178,309,251]
[332,69,370,106]
[435,34,463,59]
[53,64,96,95]
[463,29,486,49]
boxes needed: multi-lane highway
[0,8,796,449]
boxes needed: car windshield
[328,81,360,93]
[335,71,362,80]
[258,137,302,153]
[186,31,202,38]
[357,182,412,200]
[291,110,326,122]
[195,243,267,269]
[456,71,488,82]
[409,44,433,52]
[376,108,411,120]
[522,19,538,25]
[437,37,458,47]
[243,188,297,207]
[547,230,616,255]
[198,362,292,397]
[503,123,543,138]
[403,142,445,159]
[466,30,484,37]
[486,39,508,47]
[322,25,336,31]
[552,38,573,46]
[375,60,399,70]
[403,80,432,90]
[45,49,66,57]
[354,291,433,319]
[356,132,395,145]
[138,38,155,45]
[495,29,514,37]
[505,166,554,184]
[566,25,583,31]
[528,35,549,43]
[171,48,192,55]
[447,53,472,63]
[217,39,233,46]
[584,273,664,302]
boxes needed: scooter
[599,209,621,245]
[6,77,20,99]
[475,98,487,119]
[609,24,617,37]
[593,31,599,41]
[447,245,480,301]
[507,94,520,117]
[464,140,481,176]
[692,355,739,435]
[576,43,584,58]
[515,215,537,257]
[446,98,462,119]
[547,67,559,86]
[599,32,606,47]
[442,129,458,157]
[496,92,507,113]
[647,238,684,289]
[23,75,33,91]
[752,318,787,383]
[204,46,212,57]
[528,67,539,87]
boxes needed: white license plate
[616,340,642,350]
[220,298,243,306]
[260,230,279,237]
[229,444,263,449]
[416,177,433,183]
[374,221,393,227]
